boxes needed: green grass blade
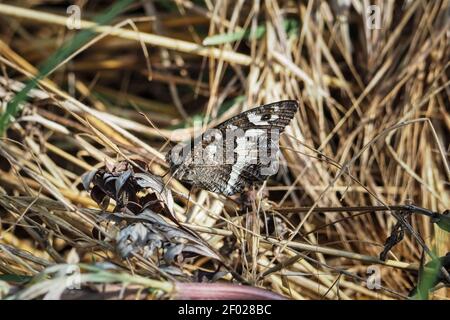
[0,0,134,135]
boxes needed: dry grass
[0,0,449,300]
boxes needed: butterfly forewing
[217,100,298,132]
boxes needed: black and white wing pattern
[166,100,298,196]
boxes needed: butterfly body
[166,100,298,196]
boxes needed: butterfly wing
[168,100,298,196]
[215,100,298,195]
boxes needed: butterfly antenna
[139,111,175,148]
[162,163,183,192]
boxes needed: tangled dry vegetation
[0,1,449,300]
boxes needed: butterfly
[166,100,298,196]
